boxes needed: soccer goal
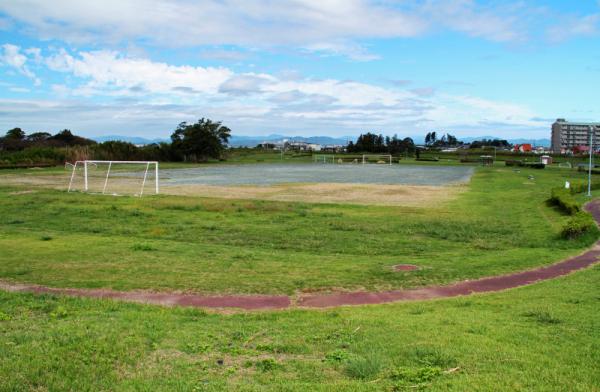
[362,154,392,165]
[67,160,159,196]
[313,154,336,164]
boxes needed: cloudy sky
[0,1,599,140]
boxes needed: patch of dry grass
[0,171,463,206]
[162,183,464,207]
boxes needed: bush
[505,160,523,167]
[549,188,580,214]
[523,162,545,169]
[561,212,596,239]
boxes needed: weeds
[522,310,561,325]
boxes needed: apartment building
[551,119,600,153]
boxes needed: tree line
[347,132,416,154]
[0,119,231,165]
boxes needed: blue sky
[0,1,599,140]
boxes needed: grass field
[0,166,597,295]
[1,161,599,390]
[1,266,598,391]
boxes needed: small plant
[344,353,383,380]
[0,311,11,321]
[255,358,279,372]
[522,310,561,324]
[389,365,443,389]
[325,349,350,363]
[50,306,68,319]
[132,243,156,251]
[184,342,210,354]
[411,346,456,368]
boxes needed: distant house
[513,143,532,153]
[572,145,590,154]
[321,144,346,153]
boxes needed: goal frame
[67,160,159,196]
[361,154,392,165]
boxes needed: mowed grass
[0,166,597,295]
[0,265,598,391]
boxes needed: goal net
[67,160,159,196]
[362,154,392,165]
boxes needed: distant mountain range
[92,135,169,144]
[228,134,352,147]
[91,134,551,147]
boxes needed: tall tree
[170,118,231,162]
[6,128,25,140]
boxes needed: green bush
[549,183,600,239]
[549,188,580,214]
[560,212,596,239]
[523,162,545,169]
[505,160,523,167]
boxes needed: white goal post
[362,154,392,165]
[68,160,159,196]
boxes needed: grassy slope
[0,265,598,391]
[0,166,598,295]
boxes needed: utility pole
[588,125,593,197]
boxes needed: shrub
[560,212,595,239]
[523,162,545,169]
[505,160,523,167]
[549,188,580,214]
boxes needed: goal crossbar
[68,160,159,196]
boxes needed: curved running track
[2,202,600,311]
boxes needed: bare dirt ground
[0,172,464,206]
[161,182,463,206]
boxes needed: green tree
[170,118,231,162]
[6,128,25,140]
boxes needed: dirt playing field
[0,171,465,206]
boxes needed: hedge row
[561,212,596,239]
[549,188,581,214]
[549,182,600,239]
[505,160,545,169]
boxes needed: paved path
[2,202,600,310]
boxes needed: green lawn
[0,166,597,295]
[1,162,599,390]
[0,265,598,391]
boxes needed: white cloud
[0,44,41,85]
[0,0,538,60]
[547,13,600,42]
[422,0,525,42]
[0,46,549,138]
[45,49,233,96]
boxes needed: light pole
[587,125,593,197]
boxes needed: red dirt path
[2,202,600,310]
